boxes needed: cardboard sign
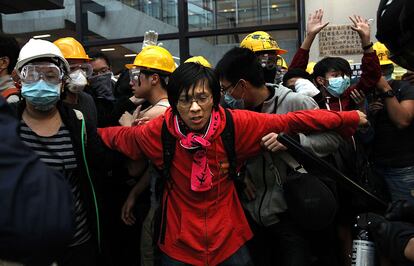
[319,25,363,56]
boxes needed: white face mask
[67,69,88,93]
[294,78,320,97]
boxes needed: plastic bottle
[351,217,376,266]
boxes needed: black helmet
[376,0,414,71]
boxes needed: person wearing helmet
[216,47,344,266]
[117,45,176,266]
[240,31,287,84]
[0,34,21,103]
[184,56,212,68]
[366,41,414,205]
[54,37,98,129]
[14,38,115,266]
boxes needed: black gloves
[357,212,414,264]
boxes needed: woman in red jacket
[98,62,367,266]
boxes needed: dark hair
[0,34,20,74]
[140,69,168,89]
[215,47,265,88]
[282,68,311,86]
[167,62,220,114]
[89,51,111,67]
[312,57,352,80]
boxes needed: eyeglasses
[177,94,212,108]
[70,63,93,77]
[18,63,63,85]
[220,80,240,95]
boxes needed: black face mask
[263,68,278,84]
[88,72,115,101]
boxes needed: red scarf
[174,109,221,192]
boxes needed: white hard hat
[15,39,70,73]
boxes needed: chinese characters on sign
[319,25,363,56]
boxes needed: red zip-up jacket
[98,106,360,265]
[290,48,381,111]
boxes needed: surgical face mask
[326,76,350,98]
[295,78,320,97]
[22,80,61,111]
[88,72,115,101]
[67,69,88,93]
[224,93,244,109]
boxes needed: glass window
[189,30,298,67]
[87,39,179,74]
[188,0,297,31]
[83,0,178,41]
[1,2,76,45]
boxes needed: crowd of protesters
[2,1,414,265]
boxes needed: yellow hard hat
[306,62,316,74]
[373,42,394,66]
[240,31,287,55]
[278,56,288,70]
[125,45,176,74]
[184,56,212,68]
[53,37,90,60]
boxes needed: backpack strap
[161,119,176,180]
[1,87,19,99]
[221,108,237,180]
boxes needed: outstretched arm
[234,109,366,161]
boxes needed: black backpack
[154,108,239,245]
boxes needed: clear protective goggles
[129,68,142,84]
[70,63,93,77]
[257,53,282,70]
[18,63,63,85]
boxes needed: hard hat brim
[276,48,288,55]
[380,59,394,66]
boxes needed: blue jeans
[161,245,254,266]
[376,165,414,204]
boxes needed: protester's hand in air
[261,132,287,152]
[349,15,371,47]
[307,9,329,37]
[402,71,414,85]
[350,89,366,112]
[121,193,137,225]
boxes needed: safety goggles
[18,63,63,85]
[70,63,93,77]
[129,68,142,84]
[257,53,282,70]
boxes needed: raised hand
[307,9,329,37]
[349,15,371,47]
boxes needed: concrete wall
[305,0,380,63]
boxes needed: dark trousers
[247,213,311,266]
[161,245,254,266]
[56,238,97,266]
